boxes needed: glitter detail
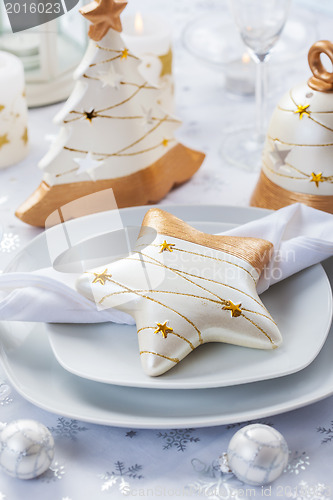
[0,381,13,406]
[100,462,143,494]
[186,458,244,500]
[0,233,20,253]
[40,461,65,482]
[284,451,310,475]
[219,453,232,473]
[48,418,88,441]
[157,428,200,452]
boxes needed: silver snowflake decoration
[100,461,143,496]
[157,428,200,451]
[48,417,88,441]
[317,420,333,444]
[0,233,20,253]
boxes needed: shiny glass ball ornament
[226,424,289,486]
[0,419,55,480]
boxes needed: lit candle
[121,13,174,112]
[0,51,29,169]
[224,52,255,96]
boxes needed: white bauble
[0,419,55,480]
[227,424,289,486]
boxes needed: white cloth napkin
[0,203,332,324]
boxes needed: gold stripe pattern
[140,209,272,276]
[250,170,333,214]
[137,326,195,350]
[264,158,333,184]
[126,255,267,310]
[99,275,203,344]
[268,135,333,148]
[95,238,275,348]
[139,351,179,363]
[241,315,275,346]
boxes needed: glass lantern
[0,1,88,107]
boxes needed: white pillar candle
[121,14,174,113]
[0,51,29,169]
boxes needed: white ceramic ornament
[77,208,282,377]
[0,420,55,480]
[226,424,289,486]
[15,0,204,227]
[251,40,333,214]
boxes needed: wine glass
[223,0,291,170]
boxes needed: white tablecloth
[1,1,333,498]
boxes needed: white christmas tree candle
[121,13,174,113]
[0,51,29,169]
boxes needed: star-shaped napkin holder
[77,208,282,376]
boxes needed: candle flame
[242,53,251,64]
[135,12,144,35]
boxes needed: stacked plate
[0,205,332,428]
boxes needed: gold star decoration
[159,240,175,253]
[121,48,129,59]
[223,300,242,318]
[0,105,4,112]
[77,208,282,377]
[310,172,324,188]
[92,269,112,285]
[21,127,28,145]
[162,138,169,147]
[294,104,310,120]
[84,109,98,122]
[80,0,128,41]
[0,134,9,150]
[154,321,173,339]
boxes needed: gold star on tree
[159,240,175,253]
[294,104,310,120]
[80,0,128,42]
[0,105,4,112]
[21,127,28,145]
[162,138,169,147]
[310,172,324,187]
[84,109,98,122]
[223,300,242,318]
[0,134,9,150]
[121,48,129,59]
[92,269,112,285]
[154,321,173,339]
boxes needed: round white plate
[1,205,333,428]
[46,220,332,389]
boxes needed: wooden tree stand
[16,144,205,227]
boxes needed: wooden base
[251,171,333,214]
[16,144,205,227]
[141,208,273,275]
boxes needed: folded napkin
[0,203,332,324]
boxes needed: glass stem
[255,56,268,142]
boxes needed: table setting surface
[1,0,333,499]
